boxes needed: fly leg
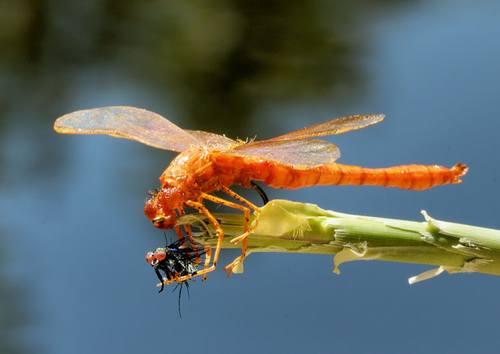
[154,268,165,293]
[199,191,255,276]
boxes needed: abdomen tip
[452,163,468,183]
[453,163,468,175]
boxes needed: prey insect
[145,236,209,317]
[54,106,468,285]
[145,237,210,292]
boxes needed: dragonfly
[54,106,468,284]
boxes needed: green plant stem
[178,199,500,283]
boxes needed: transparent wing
[186,130,237,150]
[266,114,384,142]
[54,106,201,152]
[230,139,340,166]
[224,114,383,166]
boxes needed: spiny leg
[168,200,223,282]
[185,209,213,281]
[220,185,261,243]
[199,192,252,275]
[220,185,260,212]
[170,210,201,281]
[160,212,219,285]
[178,207,194,242]
[173,209,189,240]
[201,246,212,281]
[200,192,253,232]
[219,185,262,246]
[174,225,184,240]
[209,186,265,273]
[178,207,201,264]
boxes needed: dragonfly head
[144,188,178,229]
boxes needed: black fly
[145,236,206,317]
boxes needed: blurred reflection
[94,0,371,134]
[0,0,411,135]
[0,242,29,354]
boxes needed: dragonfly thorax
[160,147,212,185]
[144,148,215,229]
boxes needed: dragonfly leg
[174,225,184,240]
[157,277,175,289]
[201,246,212,281]
[219,185,262,247]
[250,181,269,205]
[157,206,218,286]
[220,185,260,212]
[220,186,260,243]
[178,207,201,264]
[199,192,252,276]
[178,207,194,240]
[179,200,222,278]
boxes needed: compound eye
[154,249,167,262]
[152,216,165,228]
[145,252,155,265]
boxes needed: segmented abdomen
[211,154,468,191]
[262,162,467,190]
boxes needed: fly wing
[54,106,201,152]
[230,138,340,166]
[266,114,384,141]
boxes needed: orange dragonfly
[54,106,468,283]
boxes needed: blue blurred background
[1,1,500,353]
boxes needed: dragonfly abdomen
[261,162,468,191]
[211,153,467,191]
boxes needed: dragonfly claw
[230,232,250,244]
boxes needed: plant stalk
[178,199,500,283]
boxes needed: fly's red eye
[145,252,155,265]
[154,249,167,262]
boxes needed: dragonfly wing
[266,114,384,141]
[231,139,340,166]
[186,130,237,150]
[54,106,200,152]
